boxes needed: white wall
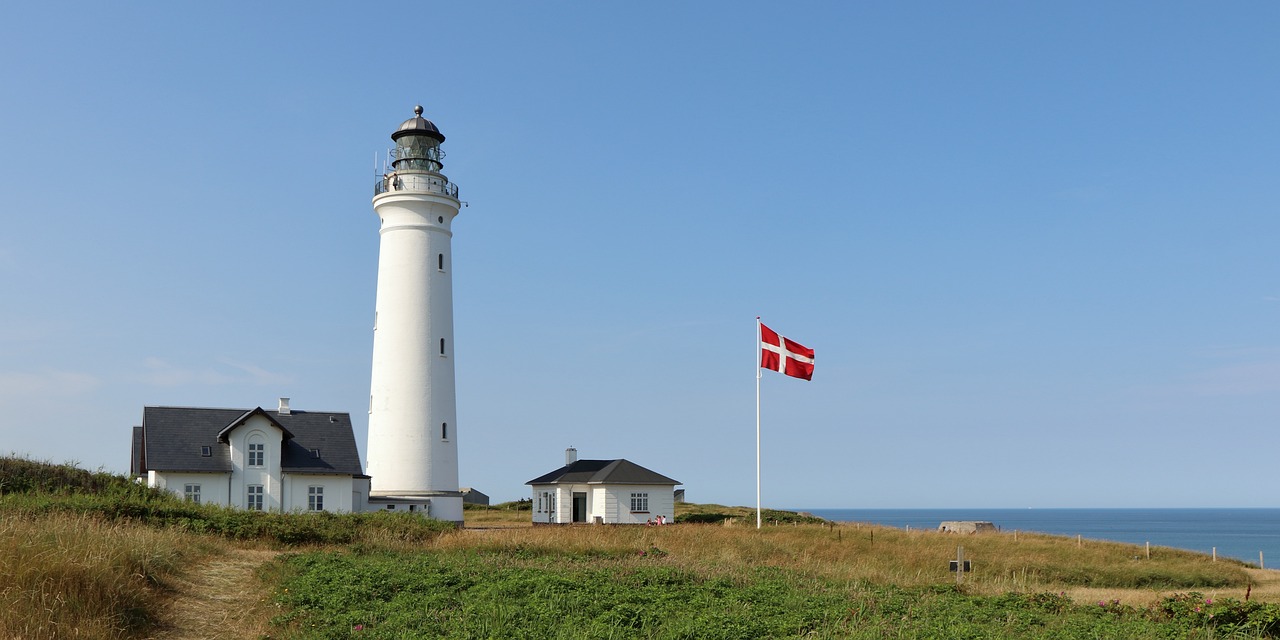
[227,415,285,510]
[530,484,676,524]
[353,477,370,513]
[366,190,461,497]
[282,474,356,513]
[599,485,676,525]
[149,472,230,506]
[531,487,559,524]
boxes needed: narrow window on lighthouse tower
[440,338,446,356]
[438,253,445,271]
[442,422,448,440]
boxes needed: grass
[270,534,1280,639]
[0,455,454,639]
[0,512,205,639]
[5,455,1280,638]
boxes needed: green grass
[268,547,1280,639]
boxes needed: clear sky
[2,3,1277,508]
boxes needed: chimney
[565,446,577,465]
[278,397,291,415]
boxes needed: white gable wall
[228,416,285,510]
[531,487,556,524]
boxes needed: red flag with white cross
[758,321,814,381]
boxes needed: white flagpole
[756,316,762,530]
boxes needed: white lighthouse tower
[365,106,464,523]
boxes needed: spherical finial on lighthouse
[366,105,463,523]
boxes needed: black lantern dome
[392,105,445,143]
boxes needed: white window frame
[247,484,264,511]
[308,486,324,511]
[629,492,649,513]
[248,442,265,467]
[184,483,201,503]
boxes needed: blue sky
[2,3,1277,508]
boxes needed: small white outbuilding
[527,448,680,525]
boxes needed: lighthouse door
[572,492,587,523]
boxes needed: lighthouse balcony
[375,174,459,198]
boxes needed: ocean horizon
[794,508,1280,566]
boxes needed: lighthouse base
[367,492,464,525]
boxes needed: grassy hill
[4,456,1280,639]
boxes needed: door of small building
[572,492,587,523]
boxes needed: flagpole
[755,316,762,530]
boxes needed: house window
[629,492,649,513]
[184,484,201,503]
[200,446,212,457]
[308,486,324,511]
[247,485,264,511]
[311,448,320,458]
[248,442,264,467]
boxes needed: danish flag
[759,321,815,381]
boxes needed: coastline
[798,507,1280,566]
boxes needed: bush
[1158,592,1280,636]
[675,512,733,524]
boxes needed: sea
[797,508,1280,566]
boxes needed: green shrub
[676,512,733,524]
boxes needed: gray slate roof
[135,406,365,477]
[526,459,680,486]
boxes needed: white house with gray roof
[526,448,681,525]
[130,399,369,513]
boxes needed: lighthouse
[365,106,463,523]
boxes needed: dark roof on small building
[136,406,364,476]
[526,459,680,486]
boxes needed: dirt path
[147,548,280,640]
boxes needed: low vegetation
[674,502,827,525]
[4,455,1280,639]
[0,455,452,638]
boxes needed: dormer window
[200,446,212,457]
[311,448,321,458]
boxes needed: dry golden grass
[459,511,1272,607]
[0,512,212,640]
[147,546,280,640]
